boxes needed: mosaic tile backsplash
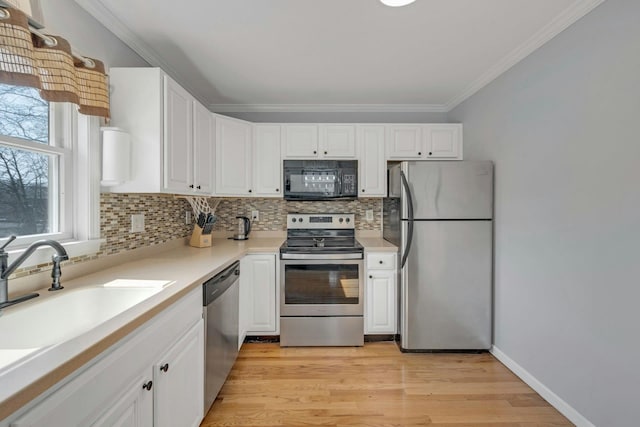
[212,198,382,232]
[13,195,381,278]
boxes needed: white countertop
[0,235,396,420]
[0,237,283,421]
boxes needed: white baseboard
[490,346,595,427]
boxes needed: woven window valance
[0,6,110,118]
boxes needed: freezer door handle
[400,170,414,269]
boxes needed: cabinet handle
[189,184,194,189]
[418,152,422,156]
[324,151,328,155]
[369,275,373,279]
[428,152,432,156]
[313,150,317,154]
[362,189,365,193]
[160,363,169,372]
[196,185,201,190]
[142,380,153,391]
[248,189,252,193]
[276,188,280,192]
[379,260,383,264]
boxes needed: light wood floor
[201,342,572,427]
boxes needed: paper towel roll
[101,127,131,186]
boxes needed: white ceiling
[75,0,604,113]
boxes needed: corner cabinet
[365,252,397,335]
[108,67,214,195]
[253,125,283,197]
[214,115,253,196]
[9,288,204,427]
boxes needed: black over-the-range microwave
[283,160,358,201]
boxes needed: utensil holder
[189,225,212,248]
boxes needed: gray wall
[448,0,640,426]
[40,0,148,69]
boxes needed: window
[0,83,72,245]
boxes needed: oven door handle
[280,253,363,260]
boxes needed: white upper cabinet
[281,125,319,158]
[107,68,214,195]
[163,77,193,193]
[193,102,215,193]
[253,125,282,197]
[423,124,462,159]
[319,125,356,158]
[215,115,253,196]
[386,125,423,159]
[357,125,386,197]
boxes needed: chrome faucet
[0,235,70,310]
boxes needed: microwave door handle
[337,171,342,197]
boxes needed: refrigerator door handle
[400,170,414,269]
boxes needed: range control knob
[339,218,344,223]
[298,217,304,223]
[346,218,351,223]
[292,218,297,223]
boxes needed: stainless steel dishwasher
[203,260,240,413]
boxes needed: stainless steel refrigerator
[383,161,493,351]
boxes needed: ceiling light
[380,0,416,7]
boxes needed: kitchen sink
[0,281,171,370]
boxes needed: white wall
[448,0,640,426]
[40,0,148,69]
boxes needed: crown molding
[209,103,448,113]
[76,0,606,115]
[444,0,607,111]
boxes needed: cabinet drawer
[367,253,396,270]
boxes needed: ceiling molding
[209,103,448,113]
[73,0,210,107]
[443,0,607,111]
[76,0,606,115]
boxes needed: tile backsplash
[212,198,382,232]
[13,195,381,278]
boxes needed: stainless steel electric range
[279,213,364,346]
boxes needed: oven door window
[284,264,359,305]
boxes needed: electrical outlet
[366,209,374,221]
[130,214,145,232]
[251,210,259,222]
[185,210,192,225]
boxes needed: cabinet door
[386,125,423,159]
[424,124,462,159]
[154,320,204,427]
[193,102,215,194]
[215,116,253,195]
[89,373,153,427]
[282,125,318,158]
[164,76,193,193]
[365,270,396,334]
[357,125,386,197]
[254,125,282,197]
[320,125,356,158]
[241,254,277,334]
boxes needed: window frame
[1,97,102,268]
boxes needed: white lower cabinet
[154,321,204,427]
[239,254,278,343]
[9,289,204,427]
[365,252,397,335]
